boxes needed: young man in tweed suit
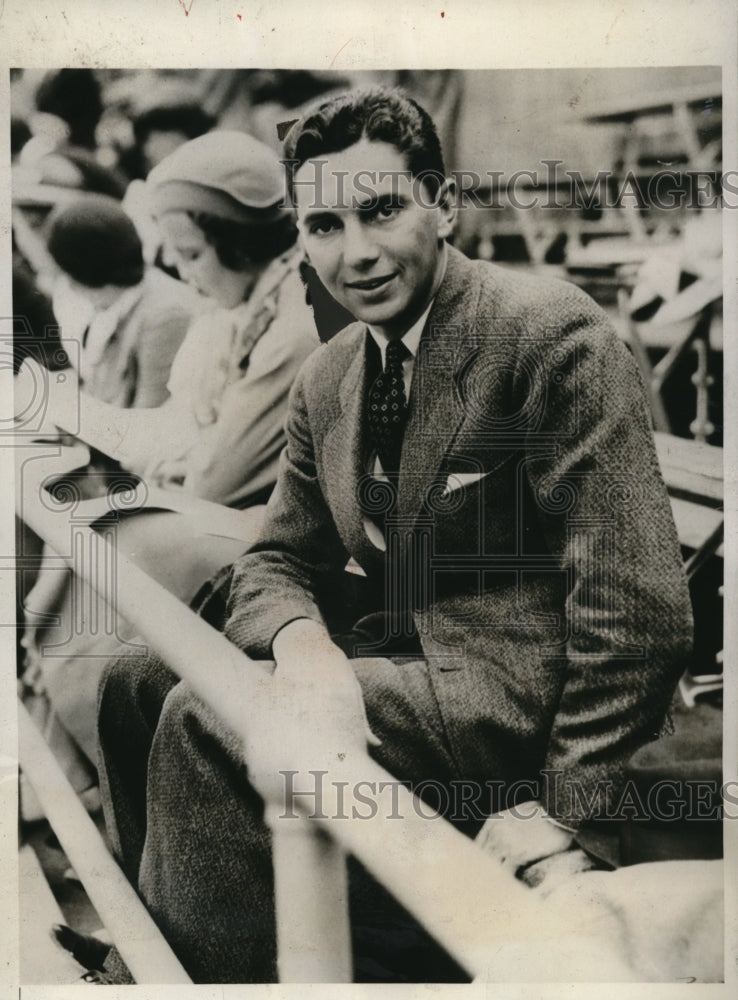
[95,88,692,982]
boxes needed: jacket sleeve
[517,285,693,827]
[224,357,351,659]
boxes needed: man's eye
[177,249,201,263]
[309,219,338,235]
[375,202,401,220]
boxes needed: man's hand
[272,618,380,748]
[475,800,576,879]
[241,619,380,805]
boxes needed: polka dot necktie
[367,338,410,476]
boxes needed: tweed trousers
[96,627,495,983]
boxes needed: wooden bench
[653,431,723,704]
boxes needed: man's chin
[346,298,406,329]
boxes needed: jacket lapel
[322,330,381,565]
[397,246,484,521]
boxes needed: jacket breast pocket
[429,451,521,560]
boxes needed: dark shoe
[80,969,123,984]
[45,831,62,850]
[51,924,111,971]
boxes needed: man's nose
[342,219,380,269]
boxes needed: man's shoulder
[463,251,604,323]
[417,247,615,381]
[295,320,366,384]
[440,248,614,361]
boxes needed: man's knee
[97,653,179,754]
[154,680,244,766]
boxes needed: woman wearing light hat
[18,131,320,786]
[123,129,321,506]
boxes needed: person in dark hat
[35,69,103,151]
[29,69,128,197]
[47,194,203,408]
[128,102,217,178]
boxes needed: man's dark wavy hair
[283,87,446,200]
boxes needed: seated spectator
[34,69,103,151]
[47,195,204,408]
[19,68,127,198]
[89,86,691,985]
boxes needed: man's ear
[436,177,457,240]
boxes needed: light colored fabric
[124,249,320,506]
[52,276,95,365]
[475,859,723,982]
[56,267,206,409]
[23,250,318,770]
[29,508,264,764]
[146,130,289,222]
[78,282,145,383]
[23,244,319,791]
[45,254,319,502]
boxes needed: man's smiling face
[295,138,455,339]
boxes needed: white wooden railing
[15,439,554,984]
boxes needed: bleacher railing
[22,431,725,983]
[17,439,563,983]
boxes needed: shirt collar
[366,299,433,365]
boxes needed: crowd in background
[11,69,462,367]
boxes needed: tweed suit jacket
[226,245,692,826]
